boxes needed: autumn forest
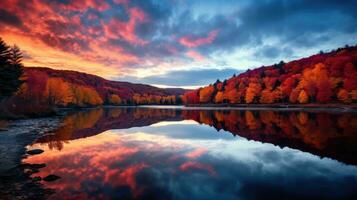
[183,46,357,105]
[1,37,357,118]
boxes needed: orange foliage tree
[260,89,274,104]
[199,85,215,103]
[298,90,309,104]
[337,89,350,103]
[245,82,261,103]
[183,45,357,105]
[214,91,224,103]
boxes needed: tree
[183,91,199,104]
[351,90,357,102]
[214,91,224,103]
[281,77,296,100]
[45,78,73,106]
[260,89,274,104]
[337,89,350,103]
[225,89,241,104]
[298,90,309,104]
[109,94,122,105]
[245,83,261,103]
[316,67,333,103]
[343,63,357,91]
[71,85,103,106]
[199,85,215,103]
[0,38,24,100]
[289,88,300,103]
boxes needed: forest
[0,37,186,117]
[1,36,357,118]
[16,67,184,107]
[183,46,357,105]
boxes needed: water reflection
[24,107,357,199]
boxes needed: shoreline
[1,103,356,121]
[0,117,62,199]
[185,103,357,108]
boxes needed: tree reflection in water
[35,107,357,165]
[23,107,357,200]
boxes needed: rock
[26,149,44,155]
[24,168,39,175]
[43,174,61,182]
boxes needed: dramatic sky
[1,0,356,88]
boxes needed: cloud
[0,8,22,27]
[186,50,205,61]
[25,120,357,200]
[102,7,149,46]
[254,45,293,59]
[179,30,219,48]
[120,68,241,87]
[0,0,356,84]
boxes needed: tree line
[183,46,357,104]
[0,37,182,114]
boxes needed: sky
[0,0,356,89]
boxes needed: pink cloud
[186,148,207,159]
[103,7,149,45]
[186,50,205,61]
[113,0,130,5]
[179,29,219,48]
[57,0,110,12]
[180,161,217,176]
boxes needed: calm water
[24,107,357,200]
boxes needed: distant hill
[2,67,187,111]
[183,45,357,105]
[25,67,186,100]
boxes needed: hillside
[0,67,187,118]
[183,45,357,105]
[25,67,185,101]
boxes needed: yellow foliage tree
[71,85,103,106]
[45,78,73,106]
[109,94,122,105]
[298,90,309,104]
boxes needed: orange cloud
[0,0,146,78]
[179,29,219,48]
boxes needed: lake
[23,106,357,200]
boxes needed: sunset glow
[1,0,356,87]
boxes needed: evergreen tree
[0,38,24,100]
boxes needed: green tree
[0,38,24,100]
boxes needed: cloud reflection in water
[25,120,357,200]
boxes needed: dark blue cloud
[0,8,22,27]
[1,0,356,85]
[104,0,357,66]
[120,68,241,87]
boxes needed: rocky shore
[0,117,61,200]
